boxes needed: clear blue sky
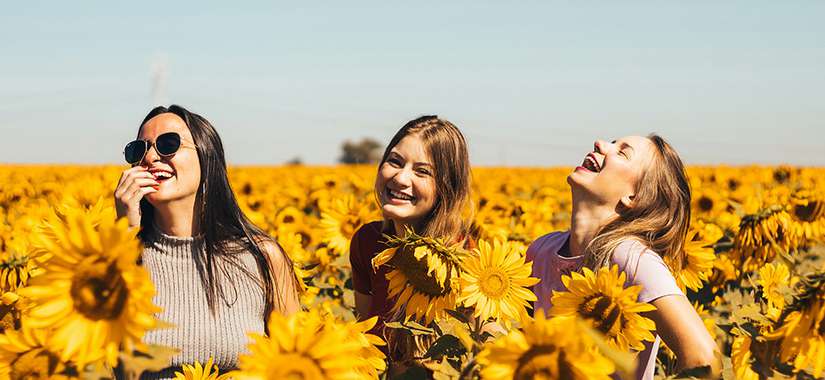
[1,1,823,166]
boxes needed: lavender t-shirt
[526,231,683,380]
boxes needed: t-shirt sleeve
[611,240,683,303]
[526,233,552,263]
[349,226,372,295]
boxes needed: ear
[620,194,634,209]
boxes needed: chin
[381,205,408,221]
[381,205,424,225]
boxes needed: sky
[1,1,824,166]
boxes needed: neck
[392,220,408,238]
[153,197,200,237]
[569,198,615,258]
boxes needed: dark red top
[350,221,476,332]
[350,221,394,332]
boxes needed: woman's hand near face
[114,166,158,227]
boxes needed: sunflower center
[773,168,791,183]
[70,259,129,321]
[479,269,510,299]
[392,248,452,296]
[698,196,714,212]
[272,354,324,379]
[794,201,823,222]
[514,345,574,380]
[578,295,622,335]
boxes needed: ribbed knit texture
[137,228,266,380]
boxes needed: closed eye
[387,157,403,167]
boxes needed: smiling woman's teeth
[583,156,600,172]
[154,172,173,180]
[388,189,413,201]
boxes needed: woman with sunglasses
[114,105,300,379]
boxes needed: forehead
[138,113,192,140]
[391,134,431,163]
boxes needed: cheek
[376,165,392,186]
[414,178,437,207]
[604,162,638,193]
[173,154,201,192]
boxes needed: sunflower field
[0,164,824,379]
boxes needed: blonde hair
[583,134,691,272]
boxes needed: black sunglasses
[124,132,194,165]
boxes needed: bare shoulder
[256,237,290,270]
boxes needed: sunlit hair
[375,115,473,365]
[583,134,692,272]
[375,115,474,244]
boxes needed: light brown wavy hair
[375,115,474,369]
[582,134,692,272]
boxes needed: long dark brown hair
[583,134,692,271]
[376,115,474,244]
[137,105,297,318]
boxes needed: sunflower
[733,204,797,271]
[758,262,790,316]
[765,272,825,377]
[174,358,230,380]
[231,309,385,380]
[0,238,39,296]
[550,265,657,351]
[458,239,539,328]
[789,189,825,245]
[0,326,73,380]
[17,205,160,368]
[707,252,737,292]
[673,221,721,292]
[319,195,376,255]
[372,230,467,323]
[731,332,760,380]
[692,189,728,218]
[476,312,615,380]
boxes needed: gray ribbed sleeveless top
[138,228,266,380]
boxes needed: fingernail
[152,185,159,190]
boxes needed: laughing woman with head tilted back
[527,135,720,379]
[113,105,300,379]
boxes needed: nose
[141,142,161,166]
[391,166,413,188]
[593,140,609,154]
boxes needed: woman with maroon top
[349,115,474,368]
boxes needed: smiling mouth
[386,188,415,203]
[581,154,602,173]
[151,170,175,183]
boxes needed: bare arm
[261,240,301,316]
[354,290,372,320]
[645,295,720,378]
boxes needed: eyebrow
[389,150,433,167]
[612,140,635,156]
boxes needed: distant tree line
[339,138,383,164]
